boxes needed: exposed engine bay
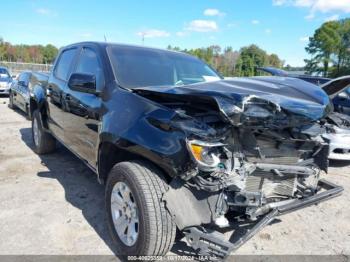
[164,125,328,228]
[134,77,344,258]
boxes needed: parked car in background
[255,67,350,161]
[322,113,350,161]
[28,42,343,258]
[257,66,350,114]
[257,66,331,85]
[0,66,13,95]
[8,71,48,120]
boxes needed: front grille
[246,156,300,165]
[245,170,297,198]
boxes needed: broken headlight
[187,139,225,171]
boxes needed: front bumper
[0,86,10,95]
[323,132,350,160]
[183,179,343,259]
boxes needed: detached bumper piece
[183,179,343,259]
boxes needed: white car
[322,128,350,160]
[322,113,350,160]
[0,67,13,95]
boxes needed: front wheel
[105,161,176,256]
[32,110,56,154]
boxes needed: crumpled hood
[135,76,332,124]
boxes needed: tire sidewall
[106,167,148,256]
[32,110,43,152]
[9,92,14,108]
[26,105,32,120]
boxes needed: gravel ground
[0,96,349,257]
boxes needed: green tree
[42,44,58,64]
[305,18,350,77]
[167,44,283,77]
[333,18,350,76]
[268,53,283,68]
[236,44,268,76]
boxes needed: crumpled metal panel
[135,76,333,126]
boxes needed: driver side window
[74,48,105,90]
[18,72,30,88]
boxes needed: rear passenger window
[54,48,77,81]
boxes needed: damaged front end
[134,78,343,258]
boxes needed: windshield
[0,68,10,81]
[108,46,221,89]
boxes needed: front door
[63,46,104,167]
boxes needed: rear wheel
[8,92,15,109]
[32,110,56,154]
[106,161,176,256]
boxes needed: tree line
[167,44,284,77]
[305,18,350,78]
[1,18,349,77]
[0,38,58,64]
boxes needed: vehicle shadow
[19,127,121,257]
[19,127,191,258]
[10,105,30,120]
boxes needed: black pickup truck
[29,42,343,258]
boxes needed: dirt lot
[0,95,350,257]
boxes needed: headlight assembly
[187,139,225,171]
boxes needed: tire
[8,92,15,109]
[26,104,32,120]
[32,110,56,154]
[106,161,176,256]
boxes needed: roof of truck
[63,41,189,56]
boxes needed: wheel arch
[30,85,49,128]
[97,141,174,185]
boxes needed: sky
[1,0,350,66]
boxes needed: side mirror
[68,73,99,95]
[338,91,349,99]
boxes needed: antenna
[140,32,146,45]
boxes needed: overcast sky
[1,0,350,66]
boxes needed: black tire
[8,92,15,109]
[106,161,176,256]
[32,110,56,154]
[26,104,32,120]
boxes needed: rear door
[16,72,30,111]
[63,46,104,166]
[11,74,20,106]
[46,47,78,141]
